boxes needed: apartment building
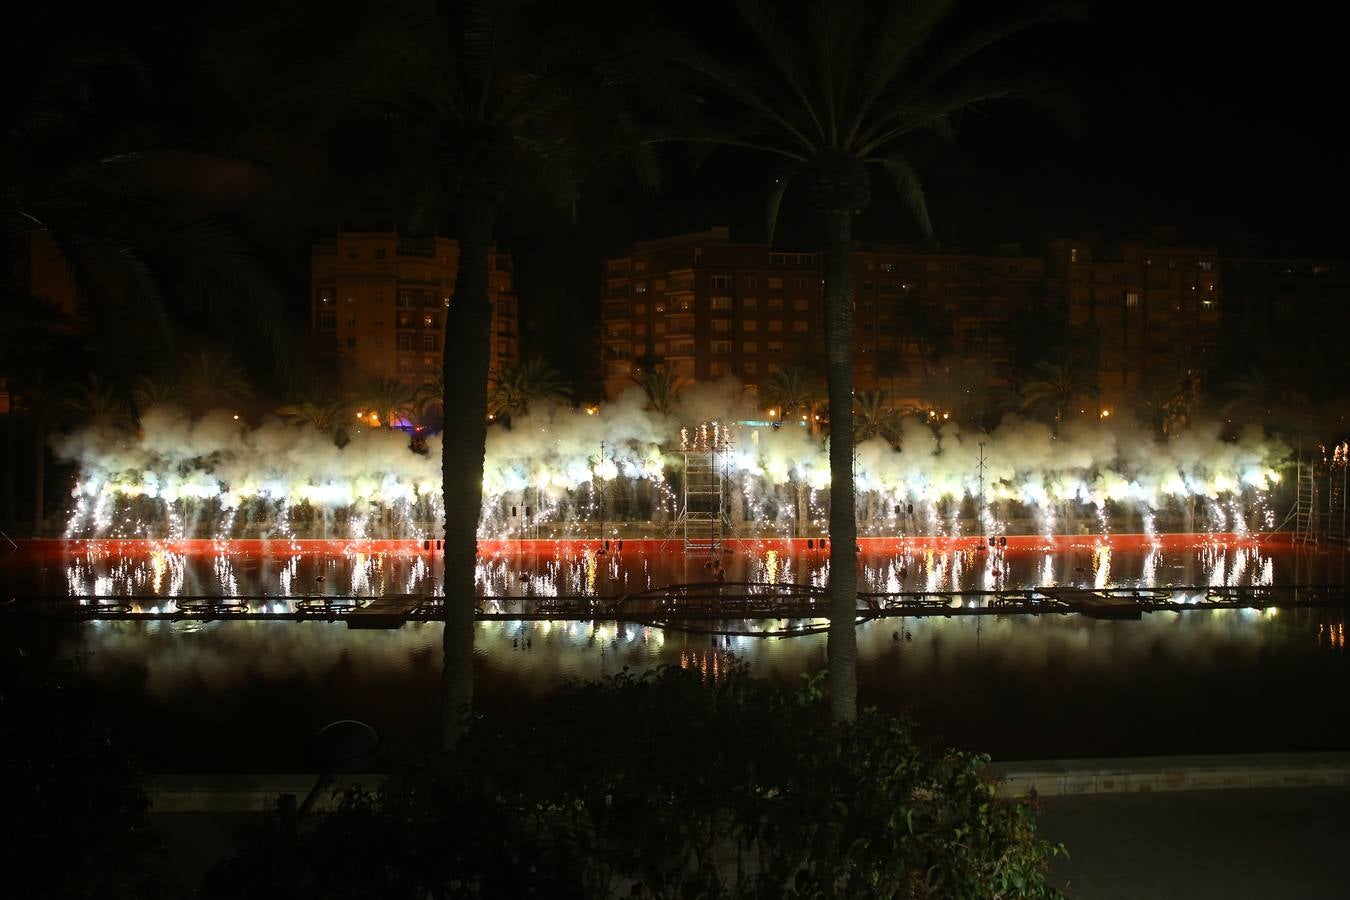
[851,244,1046,407]
[311,232,519,390]
[600,227,822,399]
[1047,228,1222,411]
[1221,257,1349,384]
[600,228,1045,408]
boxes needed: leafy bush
[207,665,1062,898]
[0,654,169,899]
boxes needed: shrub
[207,665,1062,898]
[0,654,169,899]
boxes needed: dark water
[8,537,1348,600]
[4,539,1349,770]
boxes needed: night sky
[507,1,1348,379]
[72,1,1348,382]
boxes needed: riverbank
[143,752,1350,812]
[145,756,1350,896]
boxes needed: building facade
[311,232,519,391]
[1047,228,1222,412]
[600,228,823,400]
[850,244,1046,409]
[600,228,1047,410]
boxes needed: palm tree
[760,366,824,427]
[414,372,445,427]
[2,10,289,373]
[487,357,573,427]
[1019,352,1099,433]
[276,397,353,436]
[854,390,896,443]
[351,377,418,429]
[1136,364,1202,436]
[675,0,1064,721]
[131,374,181,413]
[177,350,255,417]
[351,0,664,747]
[631,365,685,417]
[1223,367,1311,435]
[63,375,134,432]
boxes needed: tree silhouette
[631,366,685,417]
[487,358,573,427]
[349,0,664,746]
[674,0,1065,720]
[1019,351,1099,433]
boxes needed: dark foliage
[0,654,168,899]
[206,665,1062,899]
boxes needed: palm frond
[872,154,932,238]
[765,163,803,245]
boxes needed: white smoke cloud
[52,384,1290,539]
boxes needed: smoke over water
[54,381,1289,540]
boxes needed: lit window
[1126,292,1139,309]
[768,341,783,353]
[422,334,436,351]
[743,320,758,332]
[710,296,733,310]
[712,319,732,332]
[1070,247,1078,263]
[710,340,732,354]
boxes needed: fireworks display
[54,382,1288,540]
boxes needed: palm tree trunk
[4,416,14,530]
[32,421,46,536]
[440,205,496,749]
[822,210,859,723]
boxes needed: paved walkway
[1037,788,1350,898]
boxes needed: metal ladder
[682,449,722,553]
[1294,458,1319,544]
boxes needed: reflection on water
[5,540,1344,601]
[6,539,1350,769]
[26,604,1348,769]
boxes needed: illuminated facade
[310,232,519,390]
[1047,228,1222,412]
[600,227,822,400]
[600,228,1046,410]
[850,245,1046,409]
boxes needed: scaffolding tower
[1328,444,1348,543]
[666,422,737,554]
[1293,455,1319,545]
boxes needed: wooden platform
[346,595,425,629]
[1038,587,1142,620]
